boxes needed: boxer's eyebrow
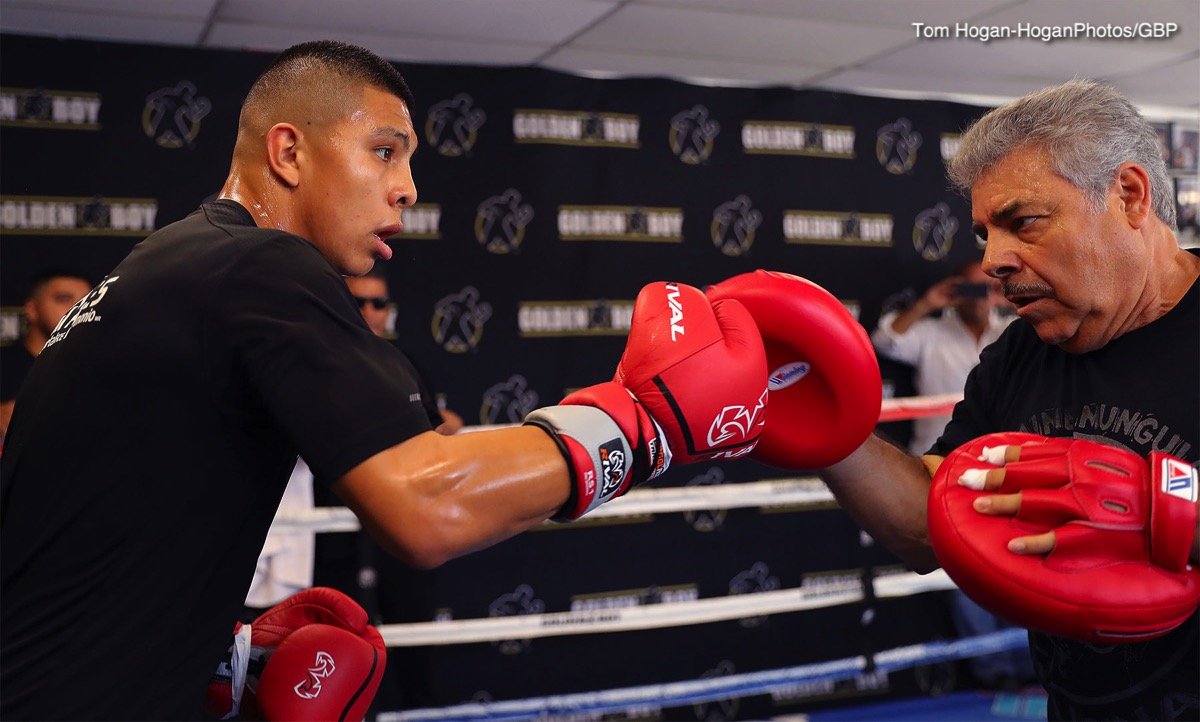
[375,126,412,151]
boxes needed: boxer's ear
[265,123,302,188]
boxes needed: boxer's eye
[375,147,393,162]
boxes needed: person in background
[871,259,1032,689]
[871,259,1012,458]
[0,269,91,436]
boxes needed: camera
[954,282,989,299]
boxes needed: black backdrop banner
[1,34,995,717]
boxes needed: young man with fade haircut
[0,41,774,719]
[819,79,1199,720]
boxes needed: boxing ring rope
[378,567,957,647]
[272,393,1010,719]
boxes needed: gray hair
[949,79,1176,229]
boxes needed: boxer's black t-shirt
[932,254,1200,720]
[0,200,433,719]
[0,341,35,403]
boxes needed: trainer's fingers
[1008,531,1056,555]
[972,491,1021,515]
[957,467,1006,491]
[976,444,1021,465]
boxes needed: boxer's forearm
[819,434,940,573]
[333,426,569,569]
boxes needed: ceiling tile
[970,0,1199,54]
[205,22,550,65]
[1108,56,1200,117]
[0,5,207,44]
[216,0,618,45]
[5,0,217,20]
[855,36,1189,87]
[545,47,827,87]
[634,0,1016,27]
[568,3,912,69]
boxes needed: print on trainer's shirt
[42,276,119,351]
[1020,404,1193,460]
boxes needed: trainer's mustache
[1003,282,1054,300]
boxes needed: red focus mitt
[705,270,881,469]
[206,587,386,721]
[928,432,1200,643]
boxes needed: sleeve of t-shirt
[870,311,926,366]
[926,327,1012,457]
[210,234,433,482]
[393,348,448,427]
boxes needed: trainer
[0,41,770,719]
[820,79,1199,720]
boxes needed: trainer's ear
[265,123,302,188]
[1114,161,1152,229]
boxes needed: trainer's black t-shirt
[0,200,433,719]
[931,256,1200,720]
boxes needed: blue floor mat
[805,689,1048,721]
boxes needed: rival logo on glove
[706,388,768,447]
[293,651,336,700]
[666,282,685,341]
[598,439,627,496]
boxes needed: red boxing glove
[705,270,881,469]
[526,281,768,520]
[928,432,1200,642]
[206,587,386,721]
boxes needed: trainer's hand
[961,472,1057,555]
[706,270,881,469]
[975,499,1057,555]
[928,431,1200,642]
[525,281,767,520]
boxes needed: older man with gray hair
[818,79,1199,720]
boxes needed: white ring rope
[379,569,956,647]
